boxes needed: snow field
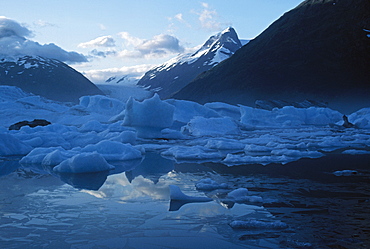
[1,86,370,173]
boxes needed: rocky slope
[0,56,103,102]
[174,0,370,113]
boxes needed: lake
[0,152,369,249]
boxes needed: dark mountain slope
[174,0,370,113]
[0,56,103,103]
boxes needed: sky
[1,0,303,84]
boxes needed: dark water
[0,153,369,249]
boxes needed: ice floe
[53,152,115,173]
[1,85,370,173]
[229,220,288,230]
[195,178,228,191]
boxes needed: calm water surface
[0,153,369,249]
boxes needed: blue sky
[1,0,303,83]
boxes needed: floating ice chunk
[240,106,275,127]
[166,99,220,124]
[240,105,342,128]
[53,152,115,173]
[20,147,65,165]
[123,94,175,138]
[79,95,125,116]
[223,154,293,166]
[230,220,288,230]
[161,145,223,161]
[227,188,263,203]
[41,148,74,166]
[169,185,212,202]
[204,102,241,119]
[182,116,240,136]
[348,108,370,129]
[195,178,228,191]
[244,144,272,152]
[333,170,358,176]
[271,149,323,158]
[81,140,143,161]
[107,130,137,144]
[0,133,33,156]
[79,120,106,132]
[0,86,31,102]
[342,149,370,155]
[205,138,245,150]
[161,128,185,139]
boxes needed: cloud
[0,16,32,38]
[33,19,56,28]
[0,16,87,64]
[118,32,184,59]
[99,24,107,31]
[118,32,143,46]
[174,13,185,22]
[137,34,184,55]
[89,49,117,58]
[82,64,155,84]
[78,35,116,48]
[196,2,223,31]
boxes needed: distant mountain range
[173,0,370,113]
[0,56,103,103]
[137,27,247,99]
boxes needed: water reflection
[125,152,174,183]
[0,152,369,248]
[0,159,21,177]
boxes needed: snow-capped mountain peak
[0,55,103,102]
[137,27,245,99]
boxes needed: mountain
[173,0,370,113]
[0,55,103,103]
[137,27,245,99]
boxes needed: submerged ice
[0,86,370,174]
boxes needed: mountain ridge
[137,27,245,99]
[0,55,103,103]
[173,0,370,113]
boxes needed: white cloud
[118,31,143,46]
[33,19,56,28]
[78,35,116,48]
[82,64,155,83]
[174,13,184,23]
[137,34,184,54]
[118,32,184,59]
[0,16,87,63]
[99,24,107,31]
[197,2,223,31]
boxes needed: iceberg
[348,107,370,129]
[227,188,263,203]
[182,116,240,136]
[53,152,115,173]
[78,95,125,116]
[240,105,342,128]
[123,94,175,138]
[195,178,228,191]
[81,140,143,161]
[0,133,33,156]
[230,220,288,230]
[333,170,358,176]
[169,185,212,202]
